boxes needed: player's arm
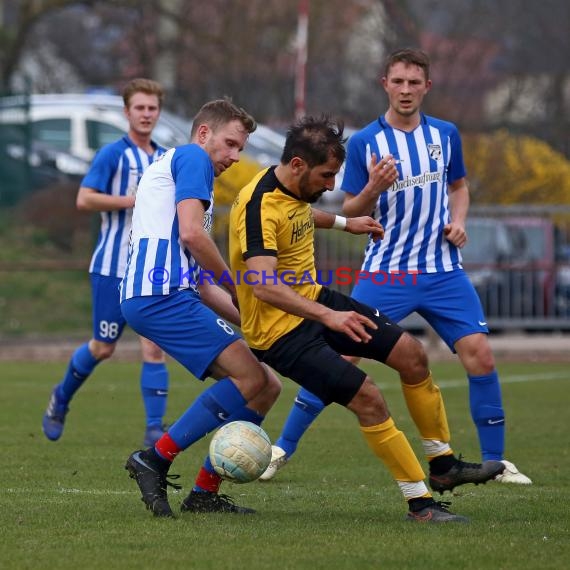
[177,198,236,299]
[198,280,241,327]
[312,208,384,239]
[342,153,399,218]
[443,177,469,248]
[76,186,135,212]
[245,254,376,343]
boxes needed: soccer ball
[209,421,272,484]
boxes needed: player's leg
[261,272,412,481]
[422,270,531,484]
[258,386,326,481]
[122,291,271,517]
[260,324,466,523]
[184,363,282,513]
[42,274,124,441]
[382,331,502,493]
[318,287,505,494]
[138,336,169,446]
[455,333,531,484]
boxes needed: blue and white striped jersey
[83,136,165,278]
[341,114,467,274]
[120,144,214,301]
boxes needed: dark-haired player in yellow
[229,115,504,523]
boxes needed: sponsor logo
[290,217,313,244]
[427,144,442,160]
[130,452,157,473]
[487,419,505,425]
[293,396,308,410]
[478,321,487,326]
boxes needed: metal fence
[217,203,570,332]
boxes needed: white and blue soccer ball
[209,421,272,483]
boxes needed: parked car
[501,217,558,316]
[461,217,521,318]
[555,243,570,317]
[0,123,89,205]
[0,93,284,166]
[463,215,570,320]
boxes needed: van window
[86,120,125,151]
[32,119,72,151]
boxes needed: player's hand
[345,216,384,241]
[443,222,467,248]
[367,153,400,194]
[323,310,377,343]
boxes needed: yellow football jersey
[229,167,322,350]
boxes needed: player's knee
[475,349,495,375]
[243,362,272,397]
[458,334,496,374]
[347,377,390,424]
[264,367,282,405]
[139,337,164,362]
[89,340,116,360]
[389,333,429,381]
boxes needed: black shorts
[251,287,404,406]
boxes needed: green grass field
[1,359,568,570]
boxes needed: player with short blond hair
[42,78,170,446]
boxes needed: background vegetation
[1,1,569,336]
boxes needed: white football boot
[494,460,532,484]
[258,445,288,481]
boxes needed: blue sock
[194,406,265,491]
[468,371,505,461]
[140,362,169,428]
[167,377,247,451]
[276,387,325,457]
[58,343,99,402]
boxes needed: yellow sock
[401,373,451,443]
[360,417,425,482]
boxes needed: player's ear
[290,156,306,175]
[196,124,210,145]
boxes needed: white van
[0,93,284,167]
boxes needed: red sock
[155,433,182,462]
[194,466,222,493]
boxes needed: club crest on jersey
[427,144,441,160]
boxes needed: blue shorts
[90,273,127,343]
[350,269,488,351]
[121,289,241,380]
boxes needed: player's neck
[384,108,421,132]
[274,164,300,198]
[128,130,154,154]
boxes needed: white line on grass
[377,371,568,390]
[5,487,136,495]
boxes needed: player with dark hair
[42,78,171,447]
[229,114,504,523]
[121,98,284,518]
[261,48,530,486]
